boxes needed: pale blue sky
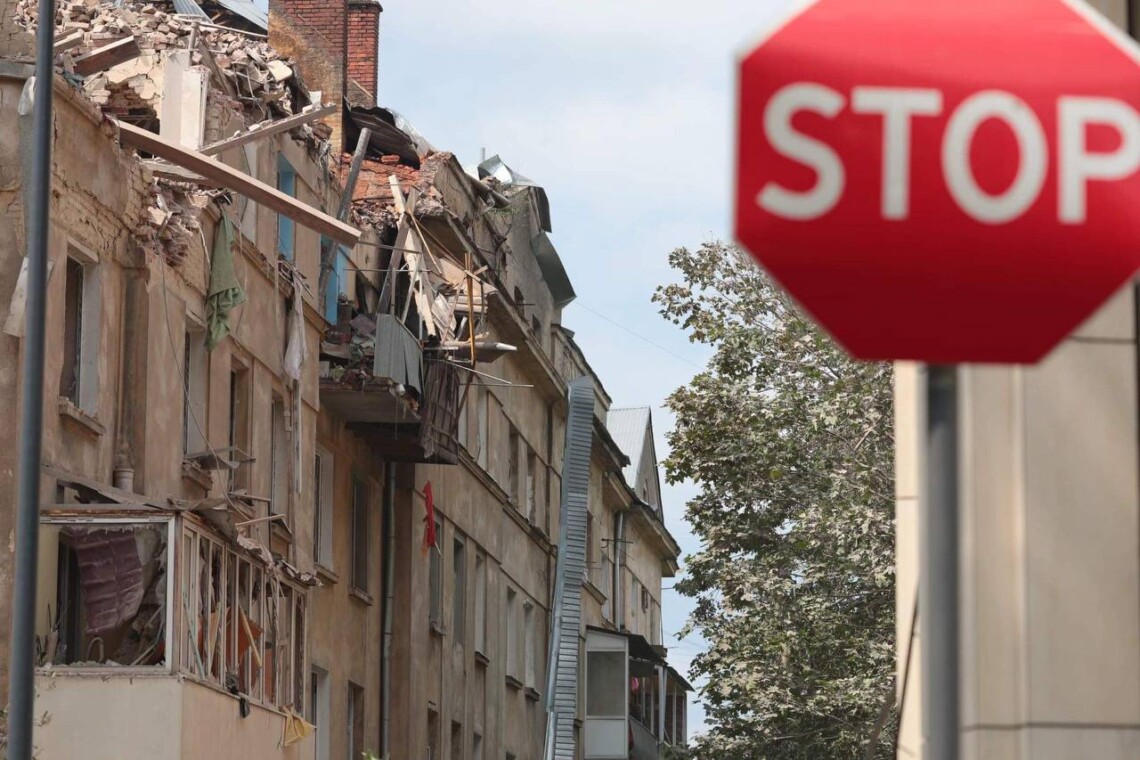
[379,0,789,735]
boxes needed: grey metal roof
[606,406,651,488]
[215,0,268,30]
[531,232,575,308]
[170,0,209,18]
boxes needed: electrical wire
[572,301,703,369]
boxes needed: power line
[572,301,704,369]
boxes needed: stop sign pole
[735,1,1140,758]
[922,365,959,760]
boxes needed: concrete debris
[16,0,308,123]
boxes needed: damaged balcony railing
[37,508,308,715]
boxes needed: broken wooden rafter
[53,29,85,54]
[200,103,337,156]
[118,120,360,247]
[318,127,372,300]
[73,36,142,77]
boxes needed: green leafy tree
[654,241,896,759]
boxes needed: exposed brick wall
[347,0,381,108]
[268,0,349,149]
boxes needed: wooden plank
[118,120,360,246]
[73,36,141,77]
[317,127,371,300]
[143,159,218,186]
[200,104,337,156]
[53,30,85,54]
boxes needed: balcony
[320,304,460,465]
[584,627,691,760]
[33,498,315,759]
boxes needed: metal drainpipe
[113,269,140,492]
[615,510,626,629]
[381,461,396,757]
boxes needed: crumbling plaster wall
[0,74,151,694]
[0,0,31,58]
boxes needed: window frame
[474,550,487,655]
[58,246,101,415]
[505,587,518,679]
[429,516,444,626]
[314,446,335,570]
[452,534,466,644]
[182,325,208,456]
[351,475,371,596]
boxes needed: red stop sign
[736,0,1140,363]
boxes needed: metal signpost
[734,1,1140,758]
[9,0,56,756]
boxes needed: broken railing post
[8,0,56,755]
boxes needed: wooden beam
[73,36,141,77]
[318,127,371,300]
[53,30,85,54]
[118,120,360,246]
[143,160,217,186]
[200,104,337,156]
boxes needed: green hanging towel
[205,215,246,350]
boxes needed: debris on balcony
[38,520,169,668]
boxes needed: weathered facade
[0,0,688,758]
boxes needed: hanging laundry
[281,709,315,747]
[283,270,308,381]
[206,215,246,350]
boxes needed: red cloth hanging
[422,481,436,553]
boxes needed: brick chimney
[347,0,382,108]
[268,0,349,149]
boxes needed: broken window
[505,587,518,680]
[526,449,537,522]
[457,392,469,451]
[349,681,365,760]
[59,251,100,414]
[523,600,536,689]
[475,387,489,470]
[183,326,208,455]
[451,721,463,760]
[507,425,520,506]
[428,708,440,760]
[38,517,171,668]
[270,395,288,516]
[229,364,252,493]
[351,476,370,595]
[179,520,307,710]
[429,516,443,626]
[311,666,330,760]
[277,154,296,261]
[452,535,466,645]
[474,550,487,655]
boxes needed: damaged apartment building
[0,0,689,757]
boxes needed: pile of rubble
[16,0,311,123]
